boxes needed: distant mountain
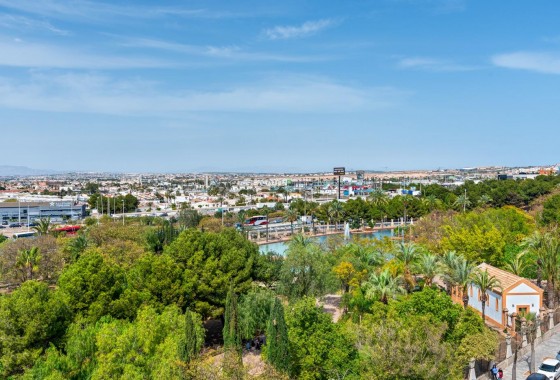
[0,165,60,176]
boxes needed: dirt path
[320,294,343,322]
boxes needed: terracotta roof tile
[476,263,523,293]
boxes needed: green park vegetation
[0,175,560,378]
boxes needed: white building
[452,263,543,328]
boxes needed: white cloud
[118,37,324,63]
[0,73,406,116]
[0,38,170,69]
[0,14,69,35]
[491,51,560,74]
[264,19,336,40]
[0,0,248,22]
[398,57,477,72]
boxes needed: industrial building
[0,201,85,224]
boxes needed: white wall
[505,294,541,316]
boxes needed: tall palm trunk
[462,287,469,309]
[536,259,542,288]
[481,295,487,322]
[27,263,33,281]
[547,277,555,309]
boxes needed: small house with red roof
[452,263,543,328]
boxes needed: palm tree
[503,252,528,276]
[284,209,299,235]
[416,253,441,287]
[33,217,51,236]
[471,269,502,322]
[540,235,560,308]
[441,250,460,294]
[521,231,547,289]
[421,194,441,212]
[453,193,471,212]
[444,256,476,308]
[16,247,41,281]
[327,201,344,231]
[368,189,389,207]
[362,270,406,304]
[69,234,89,262]
[393,242,420,291]
[477,194,493,207]
[290,234,312,249]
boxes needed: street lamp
[122,199,125,226]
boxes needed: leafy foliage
[164,228,261,317]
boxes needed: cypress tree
[223,283,243,378]
[223,283,242,354]
[265,298,290,373]
[179,309,197,363]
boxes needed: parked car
[527,374,550,380]
[537,358,560,379]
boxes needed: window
[495,298,499,311]
[469,286,473,297]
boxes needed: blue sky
[0,0,559,173]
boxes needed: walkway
[501,327,560,379]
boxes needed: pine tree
[179,309,198,363]
[265,298,290,374]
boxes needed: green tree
[91,306,202,379]
[264,298,290,374]
[444,256,476,308]
[368,189,389,207]
[286,297,357,380]
[223,283,243,378]
[415,253,441,287]
[390,287,462,340]
[178,208,202,229]
[0,281,69,377]
[354,315,457,380]
[179,309,199,363]
[33,217,52,236]
[57,252,127,321]
[164,228,260,318]
[284,208,298,235]
[119,253,186,315]
[279,239,336,300]
[238,287,275,340]
[422,194,442,212]
[541,194,560,225]
[393,242,420,291]
[454,193,471,212]
[327,200,344,228]
[503,251,528,276]
[16,247,41,282]
[67,233,89,262]
[362,270,405,304]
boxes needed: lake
[258,229,395,255]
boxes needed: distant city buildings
[0,201,85,223]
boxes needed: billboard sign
[333,167,346,176]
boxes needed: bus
[245,215,268,226]
[13,231,37,239]
[53,225,82,235]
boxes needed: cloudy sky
[0,0,559,172]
